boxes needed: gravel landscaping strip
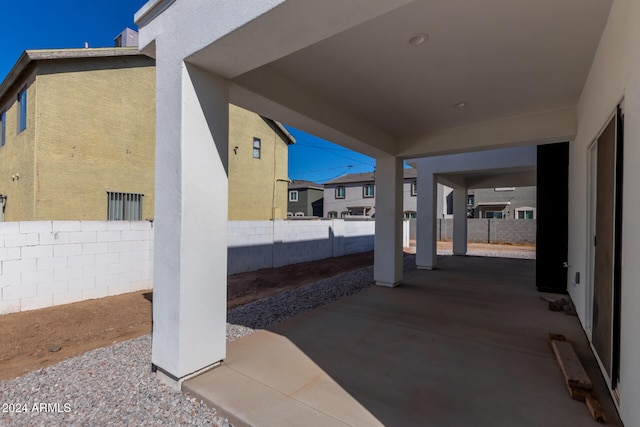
[0,335,229,427]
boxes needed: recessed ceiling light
[453,101,468,108]
[408,33,428,46]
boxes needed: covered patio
[184,256,620,426]
[134,0,640,424]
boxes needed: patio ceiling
[185,0,612,158]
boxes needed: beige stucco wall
[228,103,289,220]
[0,57,288,222]
[0,69,38,221]
[0,56,156,221]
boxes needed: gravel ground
[1,255,415,427]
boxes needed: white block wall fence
[228,219,408,275]
[0,219,407,314]
[0,221,154,315]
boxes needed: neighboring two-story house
[0,47,156,221]
[228,104,295,220]
[323,169,417,219]
[440,185,537,219]
[287,180,324,217]
[0,35,293,222]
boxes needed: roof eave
[0,48,144,101]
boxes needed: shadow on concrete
[186,256,621,426]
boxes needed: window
[289,190,298,202]
[467,194,475,206]
[516,207,536,219]
[335,186,345,199]
[485,211,503,219]
[17,88,27,133]
[404,211,416,219]
[340,211,349,218]
[107,192,143,220]
[411,181,417,196]
[0,110,5,147]
[363,184,374,198]
[328,211,338,218]
[295,212,304,217]
[252,137,261,158]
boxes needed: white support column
[152,59,229,386]
[374,156,403,287]
[452,187,468,256]
[416,171,438,269]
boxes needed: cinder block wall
[227,219,379,274]
[0,221,153,315]
[490,219,536,244]
[436,218,536,244]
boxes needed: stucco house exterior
[134,2,640,425]
[440,185,537,219]
[323,169,417,219]
[228,103,295,220]
[0,44,292,222]
[0,48,156,221]
[287,180,323,217]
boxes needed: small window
[411,182,417,196]
[335,186,345,199]
[17,88,27,133]
[0,110,5,147]
[404,211,416,219]
[328,211,338,219]
[107,192,143,220]
[289,190,298,202]
[516,208,536,219]
[295,212,304,217]
[485,211,503,219]
[253,137,261,159]
[340,211,349,218]
[287,212,293,217]
[467,194,475,206]
[363,184,374,198]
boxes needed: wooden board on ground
[586,393,607,423]
[551,339,593,390]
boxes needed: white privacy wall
[1,219,402,315]
[227,219,405,275]
[0,221,153,315]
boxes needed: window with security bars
[107,192,143,220]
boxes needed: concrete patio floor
[184,256,622,426]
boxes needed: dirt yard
[0,243,533,381]
[0,251,374,380]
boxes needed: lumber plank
[585,393,607,423]
[551,339,593,390]
[566,384,587,402]
[549,333,567,342]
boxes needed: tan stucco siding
[0,70,37,221]
[33,58,156,220]
[228,104,289,220]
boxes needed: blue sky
[0,0,376,184]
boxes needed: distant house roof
[261,117,296,145]
[0,48,144,84]
[0,47,148,101]
[324,168,416,186]
[288,180,323,190]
